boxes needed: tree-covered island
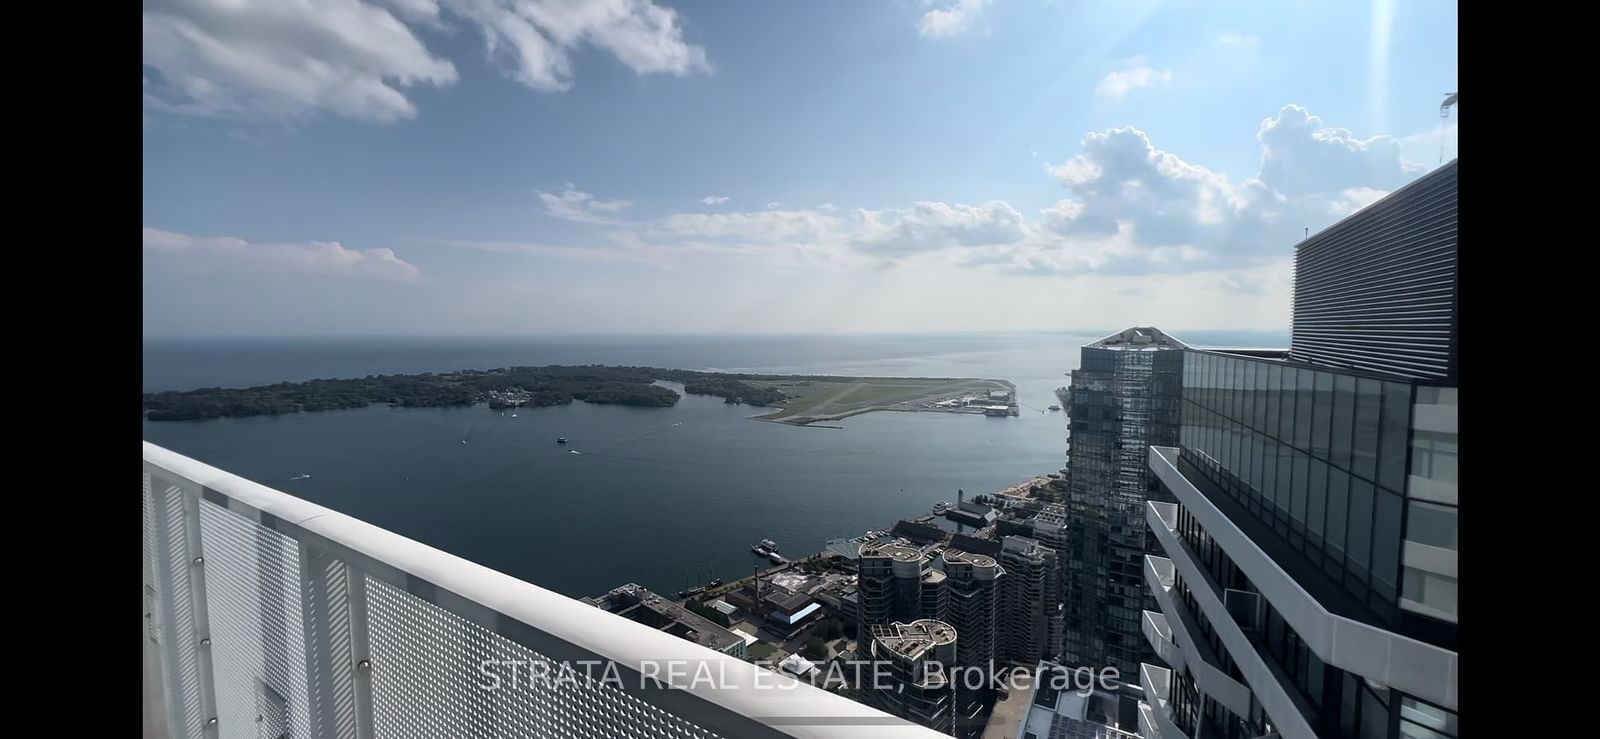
[142,365,818,421]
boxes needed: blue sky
[142,0,1458,336]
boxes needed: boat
[751,544,770,555]
[761,539,779,552]
[932,501,954,514]
[1047,404,1061,411]
[511,413,518,418]
[767,552,787,564]
[288,474,311,481]
[556,437,568,444]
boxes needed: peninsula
[142,365,1017,424]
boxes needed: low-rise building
[582,583,747,659]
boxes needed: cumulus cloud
[1024,104,1427,274]
[485,105,1431,279]
[699,195,730,205]
[1095,58,1171,101]
[143,226,421,281]
[142,0,709,123]
[918,0,992,39]
[1256,104,1423,196]
[538,184,633,224]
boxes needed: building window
[1406,500,1458,551]
[1402,567,1458,620]
[1410,430,1458,484]
[1302,369,1322,453]
[1352,378,1382,481]
[1399,695,1459,738]
[1330,374,1356,470]
[1378,382,1412,494]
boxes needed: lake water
[142,331,1285,599]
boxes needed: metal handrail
[143,441,942,738]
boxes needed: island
[141,365,1017,425]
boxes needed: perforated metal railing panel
[198,500,314,739]
[364,577,723,739]
[144,443,942,739]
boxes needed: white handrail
[144,441,943,738]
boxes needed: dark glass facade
[1168,504,1459,739]
[1063,336,1184,679]
[1178,349,1415,628]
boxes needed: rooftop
[583,583,744,653]
[1085,326,1189,351]
[870,619,958,662]
[940,548,999,569]
[860,540,928,563]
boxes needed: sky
[142,0,1458,337]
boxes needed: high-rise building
[857,540,942,657]
[940,548,1002,671]
[1062,327,1187,679]
[941,548,1003,727]
[999,535,1063,667]
[865,619,961,734]
[1138,160,1459,739]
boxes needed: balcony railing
[1136,663,1189,739]
[143,442,942,739]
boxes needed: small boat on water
[511,413,518,418]
[932,501,954,514]
[556,437,568,444]
[1047,404,1061,411]
[751,544,770,556]
[289,474,311,481]
[767,552,787,564]
[761,539,779,552]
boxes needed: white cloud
[1026,104,1426,273]
[1218,31,1259,47]
[142,0,458,123]
[444,0,710,92]
[918,0,992,39]
[1327,187,1388,216]
[538,184,633,224]
[142,0,709,123]
[1256,104,1423,196]
[143,226,421,281]
[699,195,730,205]
[1400,122,1458,168]
[456,106,1433,283]
[854,201,1027,254]
[656,209,843,243]
[1095,58,1172,101]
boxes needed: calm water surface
[142,331,1284,598]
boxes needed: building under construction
[1060,327,1187,680]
